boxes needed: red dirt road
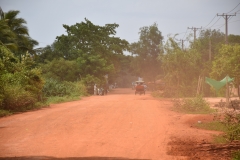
[0,88,221,160]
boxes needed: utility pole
[177,39,185,50]
[181,39,185,50]
[217,13,236,44]
[209,37,211,61]
[188,27,202,41]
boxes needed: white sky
[1,0,240,48]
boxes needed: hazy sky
[1,0,240,48]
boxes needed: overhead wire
[182,28,189,40]
[197,2,240,37]
[173,2,240,43]
[203,14,217,29]
[227,2,240,13]
[209,17,221,29]
[216,23,225,29]
[208,17,240,30]
[197,14,217,37]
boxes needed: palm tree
[0,8,17,51]
[1,9,39,59]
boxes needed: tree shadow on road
[0,156,150,160]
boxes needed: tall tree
[195,29,225,62]
[38,18,129,83]
[2,10,38,59]
[54,18,129,60]
[211,44,240,96]
[0,9,17,50]
[159,37,201,96]
[130,23,163,82]
[40,58,80,82]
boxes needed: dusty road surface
[0,88,227,160]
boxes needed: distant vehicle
[134,81,145,95]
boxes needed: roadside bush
[63,81,87,96]
[0,44,44,111]
[173,95,215,114]
[222,111,240,141]
[43,78,87,97]
[232,150,240,160]
[43,78,67,97]
[3,85,37,111]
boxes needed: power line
[230,19,240,23]
[209,17,221,28]
[203,14,217,29]
[182,28,189,40]
[176,31,187,35]
[227,2,240,13]
[208,19,240,30]
[216,23,225,29]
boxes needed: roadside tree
[130,23,163,82]
[211,44,240,96]
[37,18,129,84]
[1,10,38,60]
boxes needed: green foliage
[42,78,87,97]
[196,29,224,63]
[211,44,240,87]
[43,79,67,97]
[195,121,227,132]
[228,34,240,44]
[232,150,240,160]
[1,9,38,58]
[0,109,12,117]
[130,23,163,81]
[173,96,215,114]
[159,37,201,97]
[34,43,62,63]
[37,18,128,83]
[212,134,228,144]
[76,53,115,80]
[81,74,101,86]
[158,30,227,97]
[222,111,240,141]
[40,58,80,82]
[0,44,44,111]
[2,84,37,110]
[56,18,129,58]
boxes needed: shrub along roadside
[172,95,240,159]
[0,44,87,117]
[194,112,240,160]
[192,109,240,160]
[173,95,216,114]
[0,79,87,117]
[0,44,44,114]
[42,78,87,105]
[42,78,87,98]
